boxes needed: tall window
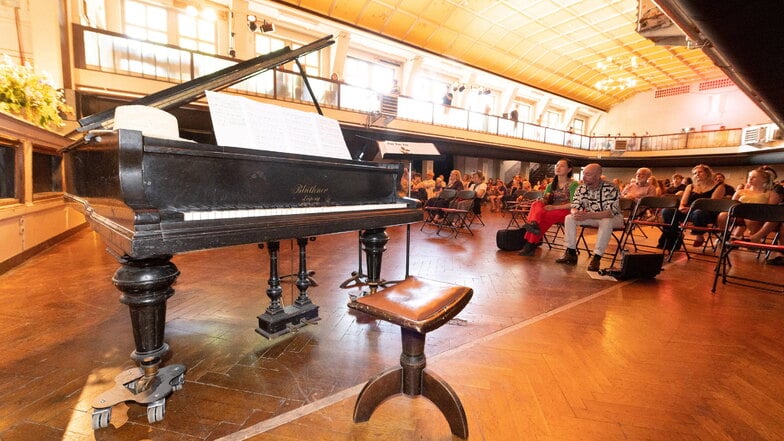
[32,152,62,196]
[344,57,395,93]
[411,76,449,103]
[543,110,561,128]
[516,103,532,123]
[0,144,16,201]
[572,118,585,134]
[178,11,216,54]
[124,0,167,44]
[255,34,287,56]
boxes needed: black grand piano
[61,35,421,429]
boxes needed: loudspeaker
[496,228,525,251]
[601,252,664,280]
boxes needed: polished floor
[0,210,783,441]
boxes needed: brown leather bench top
[351,276,472,334]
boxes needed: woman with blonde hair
[717,166,778,239]
[658,164,725,249]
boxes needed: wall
[596,82,771,136]
[0,114,85,273]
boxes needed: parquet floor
[0,209,782,441]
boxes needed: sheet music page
[206,91,351,160]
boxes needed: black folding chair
[670,198,738,261]
[712,203,784,293]
[576,197,635,264]
[506,191,542,228]
[618,196,680,257]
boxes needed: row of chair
[421,189,484,237]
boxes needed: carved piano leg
[361,228,390,296]
[91,256,186,430]
[256,241,319,339]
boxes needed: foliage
[0,54,72,129]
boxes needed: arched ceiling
[268,0,725,111]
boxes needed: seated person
[425,170,463,223]
[468,171,487,215]
[658,164,725,249]
[621,167,657,201]
[518,159,578,256]
[716,167,778,239]
[487,179,506,212]
[555,163,623,272]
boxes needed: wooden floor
[1,210,783,441]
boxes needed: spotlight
[458,85,465,92]
[260,20,275,33]
[247,14,257,32]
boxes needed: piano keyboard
[182,203,408,221]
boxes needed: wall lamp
[247,15,275,33]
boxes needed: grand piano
[61,35,422,429]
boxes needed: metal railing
[72,24,771,152]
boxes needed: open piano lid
[77,35,335,132]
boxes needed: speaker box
[613,252,664,280]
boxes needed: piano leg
[91,256,186,429]
[361,228,390,296]
[256,240,320,338]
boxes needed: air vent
[698,78,735,91]
[654,85,690,98]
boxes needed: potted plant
[0,54,72,129]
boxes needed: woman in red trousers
[518,158,579,256]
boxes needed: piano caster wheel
[92,407,112,430]
[171,373,185,391]
[147,398,166,424]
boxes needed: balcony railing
[73,24,772,153]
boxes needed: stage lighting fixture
[247,15,258,32]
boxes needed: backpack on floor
[496,228,525,251]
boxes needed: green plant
[0,54,72,129]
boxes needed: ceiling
[267,0,726,112]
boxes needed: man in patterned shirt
[556,163,623,272]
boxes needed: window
[255,34,287,57]
[572,118,585,135]
[515,102,532,123]
[124,0,167,44]
[411,76,449,104]
[178,11,216,54]
[344,57,395,93]
[543,110,561,128]
[0,143,16,201]
[32,151,62,197]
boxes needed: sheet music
[206,91,351,160]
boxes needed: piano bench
[348,276,472,439]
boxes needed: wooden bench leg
[423,369,469,439]
[353,327,468,439]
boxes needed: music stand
[341,141,441,298]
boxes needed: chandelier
[594,56,641,92]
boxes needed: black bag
[496,228,525,251]
[600,252,664,280]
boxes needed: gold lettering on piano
[294,184,329,195]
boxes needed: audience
[518,159,579,256]
[556,163,623,272]
[666,173,687,195]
